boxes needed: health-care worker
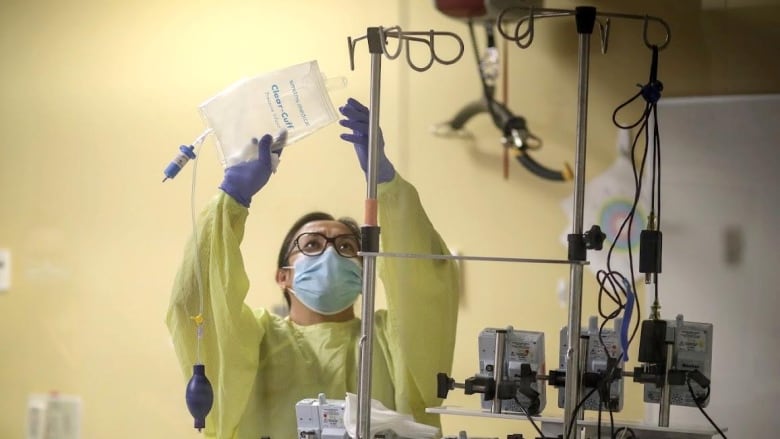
[166,98,460,439]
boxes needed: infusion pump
[295,394,401,439]
[477,327,547,415]
[296,394,349,439]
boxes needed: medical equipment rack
[344,7,714,439]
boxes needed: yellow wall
[0,0,777,438]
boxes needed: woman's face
[278,219,363,323]
[285,220,360,266]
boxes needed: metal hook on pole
[346,25,464,439]
[349,26,465,74]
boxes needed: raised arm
[165,134,280,437]
[377,174,459,424]
[339,98,459,425]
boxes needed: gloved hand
[339,97,396,184]
[219,134,280,208]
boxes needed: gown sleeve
[376,173,460,426]
[166,192,264,438]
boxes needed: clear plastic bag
[199,60,340,167]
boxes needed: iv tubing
[188,128,212,364]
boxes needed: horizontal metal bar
[358,251,587,265]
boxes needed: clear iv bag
[199,60,340,167]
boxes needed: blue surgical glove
[339,97,396,184]
[219,134,278,208]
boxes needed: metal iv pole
[354,27,383,439]
[495,6,671,438]
[347,26,464,439]
[562,8,596,438]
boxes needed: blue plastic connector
[163,145,197,182]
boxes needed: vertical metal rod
[563,280,585,439]
[365,62,382,203]
[658,342,674,427]
[577,335,590,423]
[563,7,595,439]
[491,330,508,414]
[356,29,384,439]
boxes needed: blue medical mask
[289,247,363,315]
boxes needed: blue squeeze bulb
[163,145,197,182]
[185,363,214,431]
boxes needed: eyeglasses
[287,232,361,259]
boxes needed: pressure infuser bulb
[162,145,197,182]
[185,363,214,431]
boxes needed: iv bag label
[199,60,338,167]
[265,81,313,131]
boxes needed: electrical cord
[593,184,642,434]
[596,391,619,439]
[565,387,598,439]
[596,371,617,439]
[586,45,665,436]
[649,105,662,306]
[608,404,615,437]
[514,397,551,439]
[687,379,727,438]
[612,45,664,301]
[597,46,664,358]
[599,106,654,350]
[612,426,637,438]
[591,93,651,436]
[596,398,604,437]
[564,320,623,439]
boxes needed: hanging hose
[437,18,572,181]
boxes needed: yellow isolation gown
[167,173,460,439]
